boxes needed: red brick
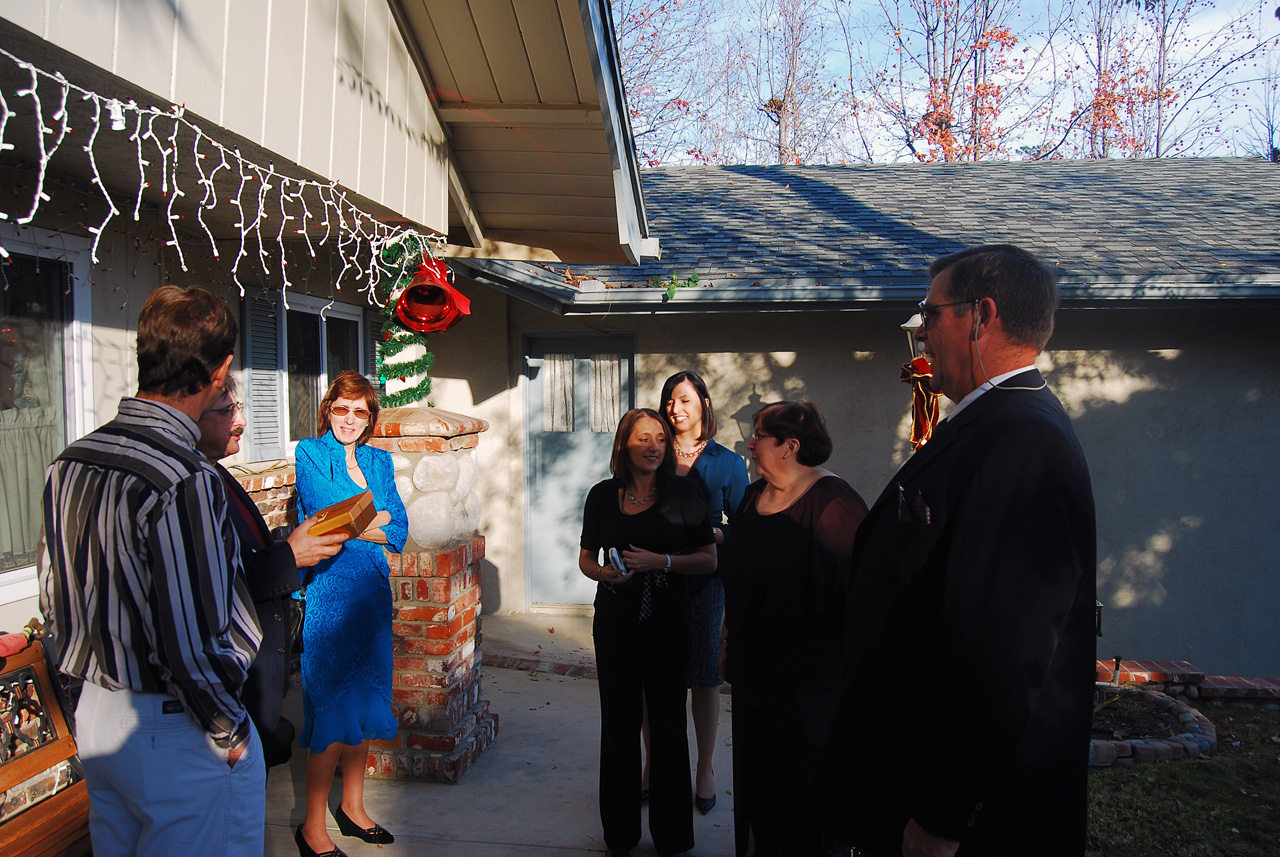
[402,552,419,577]
[399,673,438,688]
[400,639,437,655]
[367,439,396,452]
[435,545,466,576]
[407,732,459,752]
[396,437,450,453]
[472,536,485,560]
[394,655,426,672]
[424,614,465,640]
[392,688,425,704]
[385,553,402,574]
[399,605,452,623]
[368,737,401,749]
[416,579,438,602]
[392,621,424,638]
[454,587,481,612]
[430,579,452,602]
[420,639,457,656]
[398,581,415,601]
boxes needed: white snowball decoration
[394,473,415,504]
[451,500,469,542]
[390,453,413,473]
[451,451,479,502]
[408,491,456,549]
[462,492,482,533]
[412,453,459,494]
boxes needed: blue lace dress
[294,431,408,750]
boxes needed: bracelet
[665,554,671,569]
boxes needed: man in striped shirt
[38,285,266,857]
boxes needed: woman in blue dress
[293,370,408,857]
[647,371,747,814]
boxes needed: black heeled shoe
[333,804,396,845]
[295,824,348,857]
[695,792,717,815]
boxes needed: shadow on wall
[633,306,1280,678]
[1046,307,1280,677]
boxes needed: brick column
[366,407,497,783]
[232,406,497,784]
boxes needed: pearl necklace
[626,484,656,506]
[674,441,707,460]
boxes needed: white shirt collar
[944,364,1038,421]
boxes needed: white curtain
[0,406,59,565]
[590,354,621,433]
[543,353,574,432]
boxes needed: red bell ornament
[393,257,471,333]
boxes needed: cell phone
[608,548,627,573]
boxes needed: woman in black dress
[579,408,717,857]
[719,401,868,857]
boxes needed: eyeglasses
[330,405,371,421]
[209,401,242,417]
[916,299,976,329]
[749,430,774,443]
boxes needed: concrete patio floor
[264,612,736,856]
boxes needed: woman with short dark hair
[719,400,868,856]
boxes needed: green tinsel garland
[373,231,437,408]
[376,306,435,408]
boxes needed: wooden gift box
[309,490,376,538]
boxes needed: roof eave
[581,0,660,265]
[455,260,1280,313]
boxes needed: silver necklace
[626,484,656,506]
[674,440,707,460]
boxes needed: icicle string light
[0,45,436,300]
[81,94,121,264]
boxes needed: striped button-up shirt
[38,397,262,747]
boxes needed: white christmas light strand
[81,94,121,263]
[0,46,434,298]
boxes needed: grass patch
[1087,701,1280,856]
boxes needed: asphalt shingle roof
[458,157,1280,313]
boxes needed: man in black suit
[197,379,347,767]
[816,245,1097,857]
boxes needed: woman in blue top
[648,371,748,814]
[293,371,408,857]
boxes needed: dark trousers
[731,694,823,857]
[594,594,694,856]
[243,595,292,767]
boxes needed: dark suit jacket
[815,370,1096,857]
[217,463,301,766]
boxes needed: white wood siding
[0,0,448,232]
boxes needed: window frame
[0,224,92,608]
[280,294,366,456]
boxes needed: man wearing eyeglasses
[196,378,347,768]
[816,245,1096,857]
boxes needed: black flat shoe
[295,824,348,857]
[333,804,395,845]
[695,792,716,814]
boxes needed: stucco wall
[427,286,1280,678]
